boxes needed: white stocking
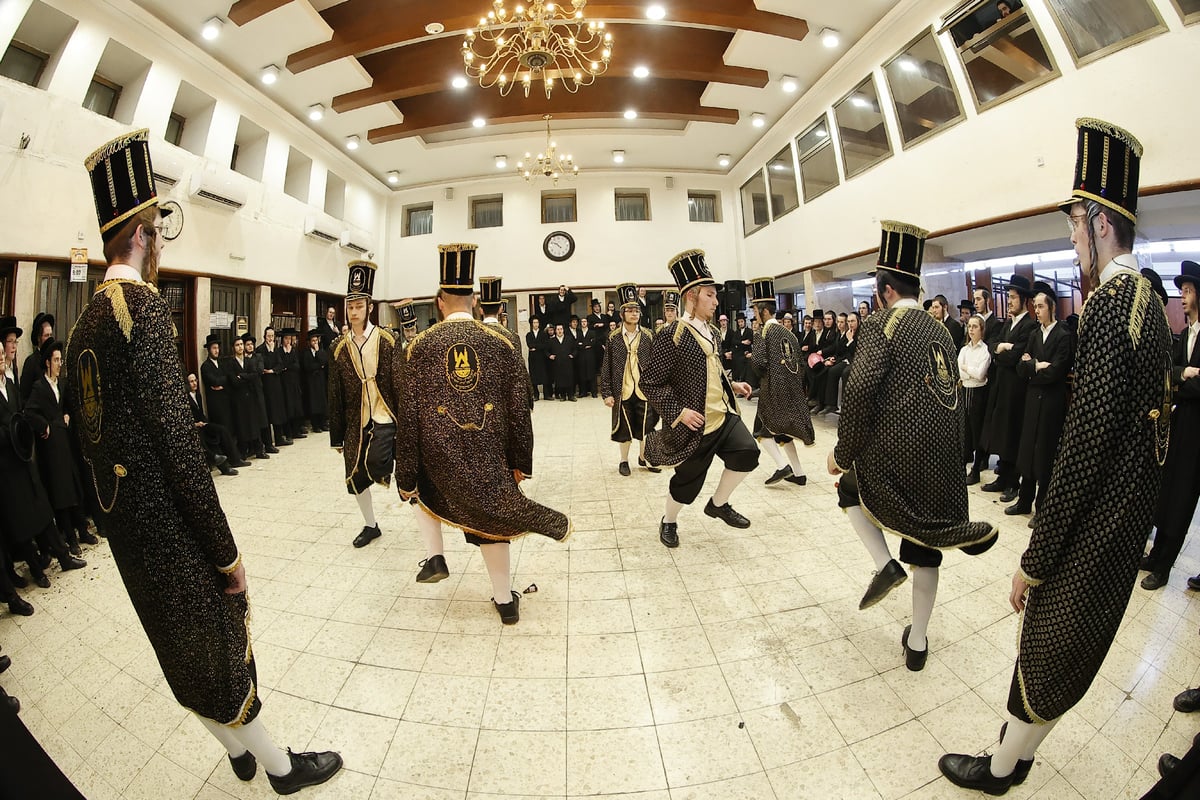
[355,487,376,528]
[847,506,892,571]
[195,713,246,758]
[759,438,787,469]
[908,567,938,651]
[230,717,293,777]
[414,505,444,558]
[781,441,805,476]
[711,468,748,507]
[619,441,631,463]
[663,496,684,524]
[990,716,1059,777]
[479,542,512,604]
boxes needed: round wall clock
[159,200,184,240]
[543,230,575,262]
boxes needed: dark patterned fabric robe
[751,320,815,444]
[327,325,398,489]
[485,319,535,409]
[1016,268,1171,723]
[599,326,657,438]
[65,277,257,725]
[833,304,994,550]
[394,319,570,541]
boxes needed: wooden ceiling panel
[228,0,292,26]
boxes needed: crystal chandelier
[517,115,578,184]
[463,0,613,99]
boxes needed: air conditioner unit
[188,169,247,211]
[152,144,192,189]
[304,214,342,244]
[340,230,373,256]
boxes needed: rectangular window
[796,116,839,202]
[1172,0,1200,23]
[0,41,48,87]
[471,195,503,229]
[688,192,719,223]
[542,192,577,224]
[834,75,892,179]
[740,171,769,236]
[884,30,964,148]
[83,76,121,119]
[1043,0,1165,65]
[405,204,434,237]
[165,113,185,147]
[765,145,799,220]
[615,192,650,221]
[942,1,1059,111]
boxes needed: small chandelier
[463,0,613,99]
[517,115,578,184]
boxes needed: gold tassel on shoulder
[105,283,135,342]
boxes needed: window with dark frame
[739,171,770,236]
[614,192,650,221]
[883,30,965,148]
[942,0,1058,110]
[405,204,434,236]
[542,192,577,224]
[834,75,892,179]
[471,196,504,229]
[687,192,719,223]
[82,75,121,119]
[166,112,185,147]
[765,145,799,219]
[1042,0,1165,65]
[1172,0,1200,23]
[796,116,839,202]
[0,41,48,87]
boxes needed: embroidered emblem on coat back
[78,349,104,444]
[926,342,959,410]
[446,343,480,392]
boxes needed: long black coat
[574,327,598,378]
[751,321,814,444]
[24,376,84,511]
[298,345,329,416]
[225,356,266,443]
[1016,323,1075,482]
[545,291,577,329]
[525,329,548,385]
[729,323,752,380]
[279,346,304,420]
[982,313,1036,459]
[200,357,232,428]
[1156,326,1200,532]
[0,377,56,547]
[256,345,288,426]
[547,334,576,387]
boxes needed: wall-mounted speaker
[445,187,454,200]
[665,176,674,189]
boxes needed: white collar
[1100,253,1139,285]
[445,312,473,321]
[103,263,142,282]
[483,316,499,324]
[891,298,920,309]
[682,312,713,339]
[1010,310,1028,326]
[623,326,639,338]
[763,318,779,329]
[1041,320,1057,335]
[981,310,993,320]
[353,321,376,338]
[1190,319,1200,333]
[967,338,986,348]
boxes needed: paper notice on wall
[69,248,88,283]
[209,311,233,330]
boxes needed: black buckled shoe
[1173,687,1200,713]
[859,559,907,610]
[267,748,343,795]
[938,753,1015,796]
[1141,571,1169,591]
[493,590,520,625]
[901,625,928,672]
[704,499,750,529]
[229,751,256,781]
[765,466,793,486]
[618,461,631,477]
[352,525,382,548]
[416,554,450,583]
[659,518,679,549]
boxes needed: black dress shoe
[256,450,270,460]
[901,625,928,672]
[1027,516,1036,529]
[58,555,87,571]
[1173,687,1200,713]
[1139,555,1155,571]
[1004,503,1032,516]
[784,474,808,486]
[659,518,679,549]
[416,555,450,583]
[966,471,981,486]
[0,654,10,673]
[938,753,1015,796]
[265,444,280,454]
[293,432,308,439]
[765,466,793,486]
[78,529,99,545]
[7,595,34,616]
[2,689,19,714]
[1141,571,1169,590]
[67,541,82,556]
[277,438,293,447]
[999,489,1019,503]
[493,590,520,625]
[231,459,252,468]
[1158,753,1181,778]
[5,569,26,589]
[32,574,50,589]
[229,750,256,781]
[352,525,382,548]
[981,479,1004,493]
[1188,574,1200,591]
[618,461,631,476]
[218,464,239,476]
[704,499,750,529]
[267,748,343,795]
[859,559,907,610]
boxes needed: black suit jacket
[545,291,577,329]
[187,391,208,424]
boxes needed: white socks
[415,505,444,558]
[759,438,787,469]
[479,543,512,605]
[663,497,684,524]
[196,715,292,777]
[847,507,893,571]
[619,441,631,463]
[711,468,747,507]
[355,487,376,528]
[908,567,938,651]
[781,441,805,476]
[990,716,1059,777]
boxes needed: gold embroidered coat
[327,326,398,488]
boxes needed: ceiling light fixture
[516,114,578,185]
[452,75,469,89]
[780,75,798,93]
[201,17,224,41]
[717,154,731,167]
[820,27,840,48]
[495,155,507,169]
[612,149,625,164]
[308,104,325,121]
[750,112,766,128]
[345,135,360,150]
[463,0,613,99]
[387,171,400,184]
[897,56,918,73]
[633,65,650,79]
[646,5,667,20]
[472,117,486,128]
[425,22,445,34]
[623,109,638,120]
[260,65,280,85]
[850,95,869,109]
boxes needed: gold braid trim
[882,307,909,340]
[217,552,242,575]
[1128,273,1150,349]
[1076,117,1144,158]
[667,248,705,269]
[84,128,150,172]
[105,282,135,342]
[412,498,575,544]
[472,320,517,350]
[332,336,348,359]
[879,220,930,239]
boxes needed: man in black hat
[255,327,292,449]
[241,334,279,454]
[200,334,233,430]
[600,283,660,476]
[328,260,398,548]
[545,284,577,330]
[828,220,996,673]
[748,276,814,487]
[958,299,974,328]
[941,118,1171,796]
[19,312,54,402]
[1008,282,1075,521]
[1140,260,1200,591]
[66,129,342,792]
[186,372,243,476]
[642,250,759,548]
[226,336,270,460]
[927,295,964,350]
[395,244,570,624]
[730,312,752,383]
[277,328,306,440]
[299,329,330,432]
[479,277,535,408]
[980,275,1037,502]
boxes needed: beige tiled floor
[2,397,1198,799]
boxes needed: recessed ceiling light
[780,75,798,93]
[646,5,666,20]
[624,109,638,120]
[387,171,400,184]
[308,104,324,121]
[345,135,360,150]
[495,155,507,169]
[612,149,625,163]
[717,154,731,167]
[750,112,766,128]
[898,56,918,73]
[260,65,280,85]
[820,27,840,48]
[472,117,486,128]
[452,75,469,89]
[201,17,224,41]
[425,22,445,34]
[633,65,650,79]
[815,127,827,138]
[850,95,869,109]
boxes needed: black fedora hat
[1140,269,1167,305]
[1175,261,1200,292]
[0,316,21,340]
[1006,275,1035,298]
[1031,281,1058,304]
